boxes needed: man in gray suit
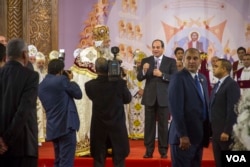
[137,39,177,158]
[210,59,240,167]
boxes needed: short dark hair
[95,57,108,74]
[48,59,64,75]
[184,48,200,56]
[237,46,246,53]
[174,47,184,55]
[218,58,232,73]
[152,39,164,48]
[0,43,6,61]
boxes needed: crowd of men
[0,34,248,167]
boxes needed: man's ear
[22,50,29,66]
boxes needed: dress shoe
[143,154,153,158]
[161,154,167,158]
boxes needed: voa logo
[226,155,247,162]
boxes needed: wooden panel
[0,1,7,35]
[1,0,58,62]
[7,0,23,38]
[24,0,58,59]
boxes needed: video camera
[58,49,72,80]
[58,49,65,61]
[108,46,121,81]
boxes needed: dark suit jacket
[137,55,177,106]
[26,61,34,70]
[38,74,82,141]
[209,76,240,140]
[168,69,210,146]
[85,76,132,159]
[0,61,39,157]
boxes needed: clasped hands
[179,136,191,150]
[143,63,162,77]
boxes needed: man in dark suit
[137,39,177,158]
[0,38,39,167]
[168,48,210,167]
[85,57,132,167]
[38,59,82,167]
[210,59,240,167]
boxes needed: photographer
[85,57,132,167]
[38,59,82,167]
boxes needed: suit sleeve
[162,58,177,82]
[137,58,147,81]
[63,76,82,99]
[168,74,188,137]
[224,81,240,134]
[120,79,132,104]
[3,71,39,146]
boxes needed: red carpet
[38,140,215,167]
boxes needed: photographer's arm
[63,77,82,99]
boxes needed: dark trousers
[212,138,232,167]
[144,104,169,155]
[170,144,203,167]
[94,158,125,167]
[0,156,37,167]
[52,129,77,167]
[93,146,126,167]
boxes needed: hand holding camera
[63,70,73,80]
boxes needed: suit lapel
[149,56,155,69]
[183,69,203,100]
[210,76,229,106]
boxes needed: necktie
[195,75,207,120]
[155,57,160,69]
[195,75,203,96]
[210,81,220,107]
[214,81,220,93]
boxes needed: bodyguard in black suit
[137,39,177,158]
[0,38,39,167]
[168,48,210,167]
[210,59,240,167]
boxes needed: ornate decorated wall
[1,0,250,69]
[0,0,58,61]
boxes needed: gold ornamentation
[133,49,146,62]
[200,52,208,60]
[92,25,110,41]
[134,103,142,111]
[133,119,141,127]
[29,0,53,61]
